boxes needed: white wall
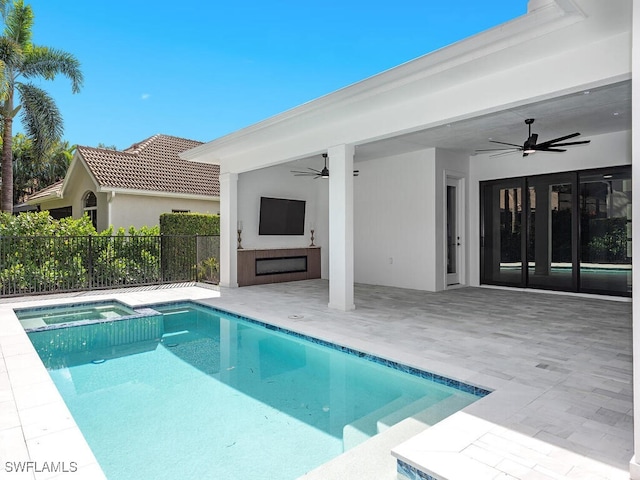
[353,148,470,292]
[468,129,632,286]
[237,164,328,276]
[354,149,435,290]
[110,194,219,231]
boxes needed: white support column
[630,1,640,478]
[328,144,355,311]
[219,172,239,288]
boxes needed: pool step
[342,393,473,451]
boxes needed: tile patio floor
[0,280,633,479]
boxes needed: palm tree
[0,0,82,212]
[11,134,74,204]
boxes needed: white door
[446,176,463,286]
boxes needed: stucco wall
[353,150,433,290]
[109,194,219,231]
[352,148,470,292]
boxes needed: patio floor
[0,280,633,479]
[202,280,633,479]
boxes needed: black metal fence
[0,235,220,297]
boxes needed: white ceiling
[287,79,630,170]
[353,80,631,162]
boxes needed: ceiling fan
[476,118,590,157]
[291,153,359,179]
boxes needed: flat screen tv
[259,197,306,235]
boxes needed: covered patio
[201,280,632,479]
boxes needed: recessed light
[603,174,613,179]
[613,112,620,116]
[583,90,590,95]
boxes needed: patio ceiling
[286,79,630,169]
[353,79,631,162]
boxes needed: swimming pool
[27,302,489,479]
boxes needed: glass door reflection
[481,180,524,286]
[527,174,575,290]
[579,169,632,295]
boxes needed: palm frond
[23,46,83,93]
[16,82,62,157]
[0,0,10,21]
[4,0,32,48]
[0,36,22,73]
[0,57,9,103]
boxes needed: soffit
[352,80,631,162]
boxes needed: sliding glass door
[480,179,525,287]
[480,166,631,296]
[526,173,575,290]
[579,170,632,294]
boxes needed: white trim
[445,173,466,288]
[94,187,219,201]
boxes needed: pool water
[27,302,485,480]
[15,301,137,329]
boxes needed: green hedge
[0,212,167,294]
[159,213,220,235]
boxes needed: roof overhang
[98,187,219,202]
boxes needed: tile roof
[75,134,219,197]
[26,179,64,202]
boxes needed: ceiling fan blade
[489,140,523,148]
[536,132,580,148]
[476,147,520,152]
[537,148,567,152]
[548,140,590,147]
[489,150,521,157]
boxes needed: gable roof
[75,134,219,197]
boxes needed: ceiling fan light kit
[476,118,590,157]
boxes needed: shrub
[160,212,219,235]
[0,212,165,293]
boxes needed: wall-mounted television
[259,197,306,235]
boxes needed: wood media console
[237,247,321,287]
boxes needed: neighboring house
[181,0,639,474]
[27,134,220,231]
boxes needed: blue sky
[26,1,527,150]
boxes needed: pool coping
[154,300,492,399]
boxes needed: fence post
[87,236,93,289]
[195,234,200,282]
